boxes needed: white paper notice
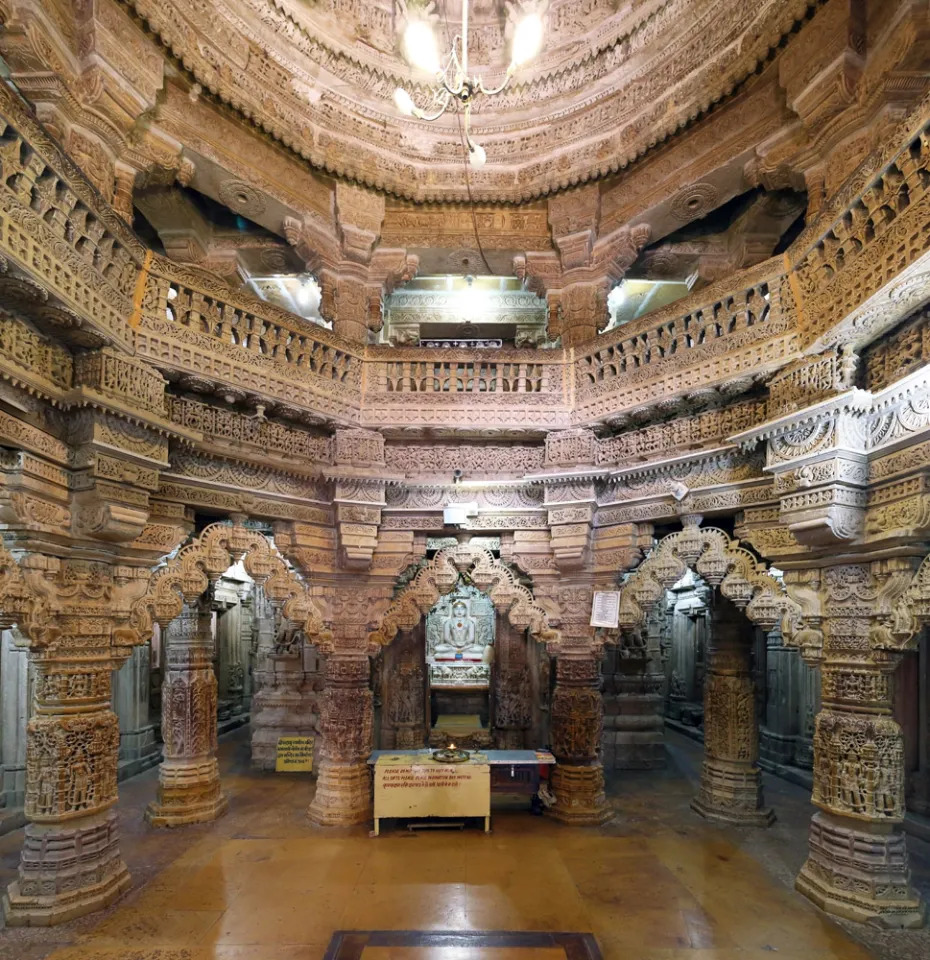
[590,591,620,628]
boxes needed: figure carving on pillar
[548,652,611,825]
[692,597,774,827]
[786,562,925,928]
[146,596,228,827]
[0,550,151,927]
[307,653,373,826]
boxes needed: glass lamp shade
[468,142,487,167]
[394,87,415,116]
[511,14,544,66]
[402,20,441,74]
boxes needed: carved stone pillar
[549,653,610,825]
[792,564,924,927]
[492,619,530,750]
[113,645,158,779]
[308,654,373,826]
[4,651,130,925]
[146,598,227,827]
[692,599,774,826]
[557,281,605,349]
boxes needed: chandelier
[393,1,547,167]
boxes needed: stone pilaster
[251,651,317,770]
[146,598,227,827]
[692,599,774,826]
[549,652,610,825]
[308,653,373,826]
[113,645,159,779]
[0,628,30,808]
[602,633,666,770]
[790,563,924,927]
[4,652,130,925]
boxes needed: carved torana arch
[130,520,330,647]
[617,521,801,635]
[369,543,559,649]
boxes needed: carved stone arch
[617,522,801,636]
[369,542,560,649]
[130,519,331,649]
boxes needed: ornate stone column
[308,653,373,826]
[549,652,610,824]
[5,647,130,925]
[692,599,774,826]
[146,597,227,827]
[791,563,924,927]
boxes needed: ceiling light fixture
[394,0,547,167]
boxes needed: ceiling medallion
[393,0,548,167]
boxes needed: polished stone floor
[0,729,928,960]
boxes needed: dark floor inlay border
[323,929,603,960]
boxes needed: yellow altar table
[372,752,491,835]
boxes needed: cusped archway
[617,521,802,829]
[369,543,559,648]
[617,522,801,636]
[130,519,329,644]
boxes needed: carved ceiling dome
[125,0,812,202]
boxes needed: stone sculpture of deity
[433,599,485,660]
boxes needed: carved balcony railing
[376,358,551,394]
[135,257,364,424]
[573,261,796,422]
[789,93,930,348]
[363,348,571,429]
[0,84,144,355]
[4,77,930,438]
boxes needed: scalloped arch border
[369,544,559,648]
[617,524,801,637]
[130,520,331,648]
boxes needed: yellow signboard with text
[275,736,314,772]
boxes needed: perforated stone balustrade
[3,82,930,432]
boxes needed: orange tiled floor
[0,729,927,960]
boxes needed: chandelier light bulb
[511,13,544,66]
[403,20,441,75]
[468,141,487,168]
[394,87,415,117]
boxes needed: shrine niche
[369,546,556,754]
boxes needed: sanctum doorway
[374,579,551,754]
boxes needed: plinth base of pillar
[145,758,228,828]
[692,758,774,827]
[690,795,776,827]
[3,811,130,926]
[795,812,925,928]
[549,764,612,826]
[308,760,372,827]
